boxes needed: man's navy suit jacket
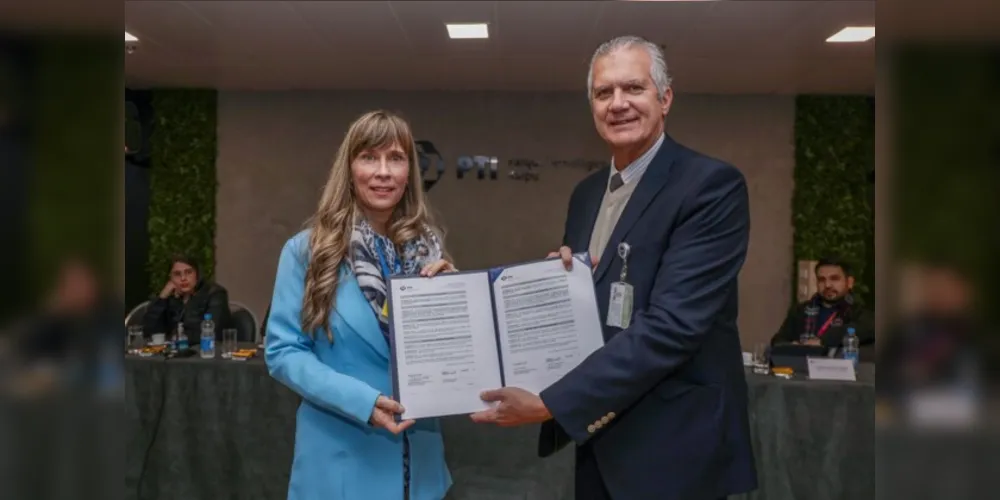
[538,135,758,500]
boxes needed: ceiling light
[125,31,138,42]
[826,26,875,43]
[446,23,488,40]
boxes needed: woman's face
[351,142,410,217]
[170,262,198,295]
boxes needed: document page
[492,255,605,395]
[388,272,502,420]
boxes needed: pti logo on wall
[416,140,498,191]
[415,140,609,191]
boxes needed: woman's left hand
[420,259,457,277]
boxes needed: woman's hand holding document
[386,253,605,420]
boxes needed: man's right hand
[547,246,598,271]
[159,282,176,299]
[369,395,415,435]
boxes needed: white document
[492,256,605,395]
[387,254,604,419]
[906,387,980,429]
[387,272,502,420]
[806,358,857,381]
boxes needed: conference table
[125,353,874,500]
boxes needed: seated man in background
[143,254,231,346]
[878,262,985,405]
[771,257,875,351]
[4,257,119,396]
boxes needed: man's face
[816,265,853,302]
[170,262,198,295]
[589,47,671,155]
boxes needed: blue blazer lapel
[593,136,680,283]
[333,273,390,360]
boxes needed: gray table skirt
[125,357,873,500]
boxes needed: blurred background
[0,0,997,499]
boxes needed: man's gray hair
[586,35,672,98]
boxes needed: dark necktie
[609,173,625,193]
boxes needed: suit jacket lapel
[593,136,680,283]
[334,274,390,360]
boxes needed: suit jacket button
[600,416,610,425]
[587,424,596,434]
[608,412,616,420]
[595,421,603,429]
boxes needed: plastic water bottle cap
[204,314,212,320]
[847,327,856,335]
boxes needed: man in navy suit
[470,35,758,500]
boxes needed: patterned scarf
[349,218,443,339]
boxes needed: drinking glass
[127,325,144,354]
[222,328,238,359]
[752,343,770,375]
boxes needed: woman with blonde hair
[266,110,454,500]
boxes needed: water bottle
[176,322,189,351]
[200,314,216,359]
[800,306,819,344]
[842,327,859,367]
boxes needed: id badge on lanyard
[606,242,634,329]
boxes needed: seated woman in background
[265,110,455,500]
[143,254,232,345]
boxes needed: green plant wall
[891,46,1000,321]
[146,89,218,294]
[793,95,874,306]
[865,97,875,311]
[29,38,120,303]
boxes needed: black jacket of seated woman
[142,255,231,346]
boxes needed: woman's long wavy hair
[301,110,442,341]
